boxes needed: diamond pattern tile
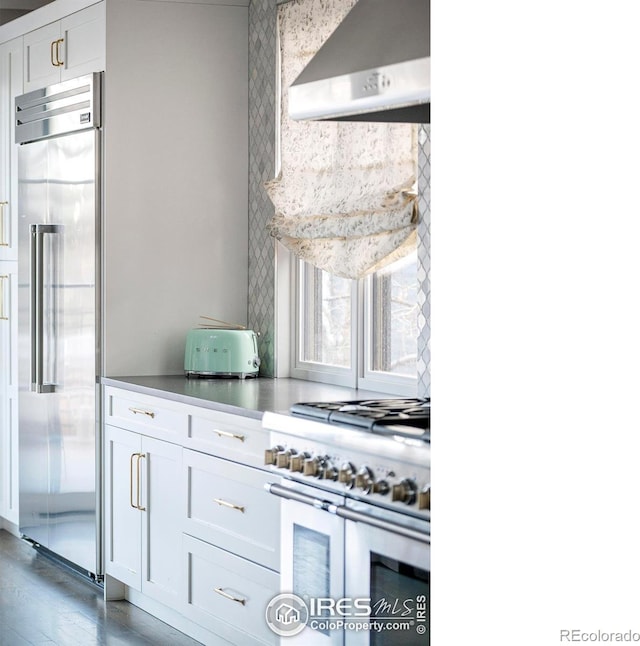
[248,0,278,376]
[417,124,431,397]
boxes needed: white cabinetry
[0,264,18,525]
[0,36,21,528]
[183,449,280,570]
[183,450,279,645]
[104,386,280,646]
[23,2,105,91]
[0,37,21,262]
[183,534,278,646]
[104,423,182,608]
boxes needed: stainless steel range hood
[288,0,430,124]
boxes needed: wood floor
[0,530,202,646]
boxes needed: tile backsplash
[248,0,431,396]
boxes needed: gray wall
[247,0,431,396]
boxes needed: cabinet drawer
[184,449,280,571]
[186,407,267,468]
[104,387,187,443]
[183,534,278,646]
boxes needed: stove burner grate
[290,397,430,441]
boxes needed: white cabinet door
[183,534,279,646]
[0,37,22,261]
[23,3,105,92]
[60,3,105,83]
[104,424,142,590]
[0,264,18,524]
[104,424,182,604]
[184,449,280,570]
[140,435,182,607]
[23,21,61,91]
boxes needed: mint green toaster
[184,329,260,378]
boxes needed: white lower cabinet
[0,264,18,525]
[103,387,281,645]
[104,424,182,608]
[183,449,280,571]
[183,534,279,646]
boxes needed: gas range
[262,397,430,520]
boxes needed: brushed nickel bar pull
[136,453,146,511]
[214,587,246,605]
[214,429,245,442]
[213,498,245,513]
[0,275,7,321]
[0,202,8,247]
[129,453,137,509]
[128,407,155,419]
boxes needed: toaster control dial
[264,446,284,466]
[276,449,296,469]
[289,452,310,473]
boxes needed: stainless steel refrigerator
[16,73,101,578]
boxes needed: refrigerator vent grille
[15,73,101,144]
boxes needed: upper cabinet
[0,37,22,261]
[23,2,104,91]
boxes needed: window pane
[371,252,418,376]
[300,262,351,368]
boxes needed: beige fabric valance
[265,0,418,280]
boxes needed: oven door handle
[265,482,430,544]
[265,482,341,512]
[334,505,430,544]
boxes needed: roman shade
[265,0,418,280]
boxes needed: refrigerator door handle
[30,223,61,393]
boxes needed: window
[292,251,418,396]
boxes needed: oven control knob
[276,449,296,469]
[391,478,417,505]
[303,456,321,477]
[373,479,390,496]
[322,464,339,481]
[338,462,356,488]
[264,446,284,466]
[418,486,431,511]
[289,452,310,473]
[355,466,375,494]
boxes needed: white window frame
[359,275,418,397]
[288,255,418,396]
[290,258,358,388]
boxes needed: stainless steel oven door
[344,502,430,646]
[268,480,346,646]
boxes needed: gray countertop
[101,375,391,420]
